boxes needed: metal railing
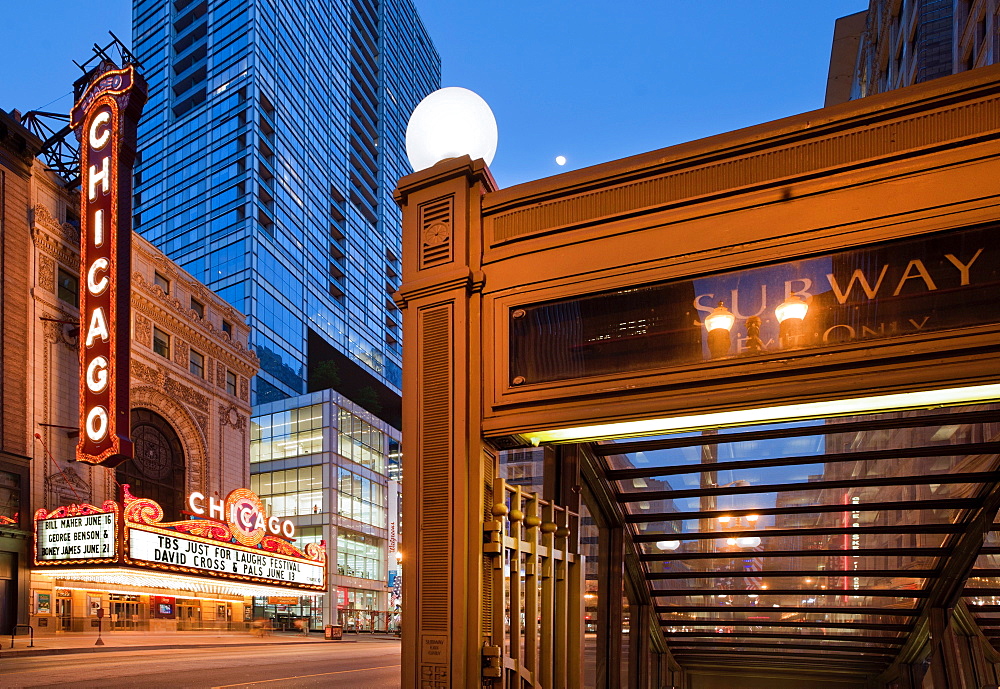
[11,624,34,648]
[483,477,585,687]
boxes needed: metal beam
[877,482,1000,680]
[605,441,1000,480]
[633,523,962,541]
[670,650,887,664]
[664,630,905,645]
[617,471,997,502]
[659,619,910,631]
[647,568,935,579]
[641,546,945,561]
[656,605,919,616]
[666,640,897,656]
[651,588,928,598]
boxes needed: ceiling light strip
[528,384,1000,445]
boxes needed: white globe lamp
[406,87,498,172]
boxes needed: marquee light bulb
[406,87,498,171]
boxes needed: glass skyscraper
[131,0,440,409]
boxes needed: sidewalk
[0,630,400,659]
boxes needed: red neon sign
[71,63,146,466]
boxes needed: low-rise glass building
[250,390,400,631]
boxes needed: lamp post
[775,294,809,348]
[704,302,736,358]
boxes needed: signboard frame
[32,486,327,592]
[71,62,146,467]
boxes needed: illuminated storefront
[32,488,325,632]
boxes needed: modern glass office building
[131,0,440,407]
[249,389,401,629]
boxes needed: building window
[56,268,79,307]
[153,327,171,359]
[336,530,383,580]
[189,349,204,378]
[190,298,204,318]
[337,467,386,528]
[226,370,237,396]
[388,439,402,482]
[0,469,21,525]
[338,409,386,474]
[118,409,185,521]
[251,465,323,518]
[222,320,232,336]
[153,271,171,294]
[250,404,323,462]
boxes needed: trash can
[324,624,343,640]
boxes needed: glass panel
[633,505,967,533]
[658,610,912,626]
[651,576,929,592]
[663,627,908,642]
[510,225,1000,384]
[656,594,921,611]
[0,470,20,523]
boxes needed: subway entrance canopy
[394,65,1000,688]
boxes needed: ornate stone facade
[1,111,259,637]
[27,158,258,516]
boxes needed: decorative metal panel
[419,196,453,269]
[418,304,453,633]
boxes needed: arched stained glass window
[116,408,186,521]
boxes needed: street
[0,641,400,689]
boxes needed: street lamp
[405,87,498,171]
[775,294,809,348]
[704,302,736,358]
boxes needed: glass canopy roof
[591,403,1000,674]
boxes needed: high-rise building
[131,0,440,415]
[826,0,999,106]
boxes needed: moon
[555,155,567,166]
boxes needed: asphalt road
[0,641,401,689]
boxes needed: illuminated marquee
[70,63,147,467]
[33,502,119,564]
[33,486,326,592]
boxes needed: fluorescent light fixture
[526,384,1000,445]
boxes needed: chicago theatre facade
[0,62,328,633]
[395,66,1000,687]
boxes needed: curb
[0,638,362,659]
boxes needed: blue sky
[0,1,863,188]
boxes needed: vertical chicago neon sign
[71,63,147,467]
